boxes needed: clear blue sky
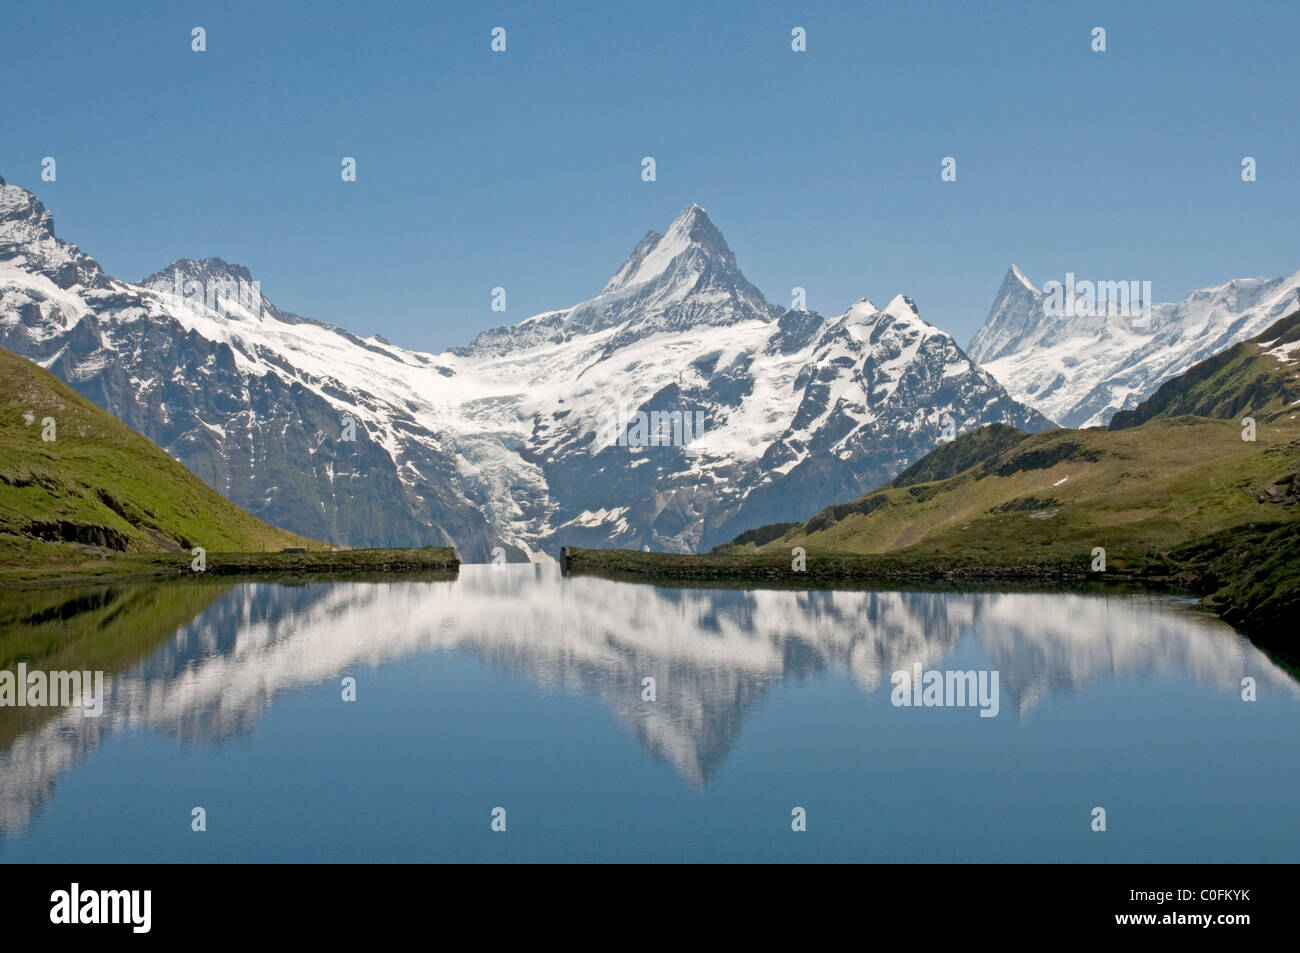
[2,0,1296,352]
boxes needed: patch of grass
[0,544,460,588]
[0,345,318,572]
[771,417,1300,563]
[890,422,1031,487]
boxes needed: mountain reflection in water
[0,566,1294,837]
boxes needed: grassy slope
[0,345,317,573]
[888,422,1031,487]
[762,417,1299,567]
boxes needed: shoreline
[0,546,461,590]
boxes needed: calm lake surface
[1,566,1296,863]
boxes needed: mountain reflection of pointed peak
[0,574,1295,829]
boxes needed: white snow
[1266,340,1300,364]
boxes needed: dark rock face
[26,519,131,551]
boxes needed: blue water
[1,567,1296,862]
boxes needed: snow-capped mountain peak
[0,177,107,292]
[0,181,54,237]
[600,203,731,295]
[1008,263,1036,292]
[966,265,1048,366]
[883,293,923,322]
[464,204,778,355]
[143,257,258,289]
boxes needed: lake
[1,566,1296,863]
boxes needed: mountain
[969,264,1300,428]
[456,203,779,357]
[1109,308,1300,429]
[0,176,1051,558]
[0,343,314,574]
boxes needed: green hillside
[0,345,318,576]
[888,422,1032,488]
[740,416,1298,564]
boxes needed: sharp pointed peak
[601,203,734,294]
[663,202,726,247]
[671,202,709,223]
[1003,264,1039,293]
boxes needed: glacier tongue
[0,178,1051,559]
